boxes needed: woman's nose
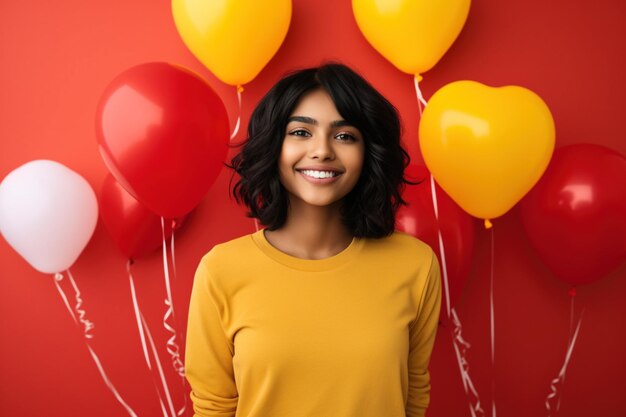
[308,135,335,160]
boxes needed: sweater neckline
[251,228,365,272]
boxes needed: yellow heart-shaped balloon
[352,0,470,77]
[419,81,555,223]
[172,0,291,86]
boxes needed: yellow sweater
[185,228,442,417]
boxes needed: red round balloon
[96,62,229,218]
[520,144,626,286]
[397,164,476,314]
[100,174,187,260]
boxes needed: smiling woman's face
[278,88,365,209]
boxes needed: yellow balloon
[419,81,555,222]
[172,0,292,86]
[352,0,470,77]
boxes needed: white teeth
[301,170,338,179]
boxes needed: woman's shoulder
[198,231,258,267]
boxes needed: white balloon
[0,160,98,274]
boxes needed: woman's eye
[290,129,310,137]
[336,133,356,142]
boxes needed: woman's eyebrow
[287,116,352,128]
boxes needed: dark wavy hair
[224,61,422,238]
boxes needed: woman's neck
[263,198,353,260]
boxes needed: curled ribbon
[53,270,138,416]
[160,216,190,417]
[64,269,95,337]
[451,308,486,417]
[127,260,177,417]
[160,217,184,375]
[545,294,585,416]
[429,173,486,417]
[164,299,186,378]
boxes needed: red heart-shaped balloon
[520,144,626,286]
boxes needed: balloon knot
[567,287,577,297]
[236,85,244,93]
[415,74,423,83]
[484,218,493,229]
[54,272,63,282]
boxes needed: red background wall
[1,1,624,416]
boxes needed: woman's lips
[297,170,342,184]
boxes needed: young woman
[185,62,442,417]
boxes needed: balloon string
[169,224,191,417]
[429,174,451,319]
[141,306,179,417]
[230,85,244,141]
[160,216,183,371]
[545,297,584,417]
[53,272,138,417]
[430,173,484,416]
[254,218,260,232]
[127,262,150,368]
[66,268,95,338]
[489,227,496,417]
[566,288,577,358]
[127,260,176,417]
[413,75,428,116]
[160,217,189,417]
[451,308,486,417]
[556,289,575,413]
[163,303,185,377]
[170,223,177,283]
[161,217,176,325]
[169,224,185,349]
[54,272,78,324]
[489,228,496,417]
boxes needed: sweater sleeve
[185,256,238,417]
[406,249,442,417]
